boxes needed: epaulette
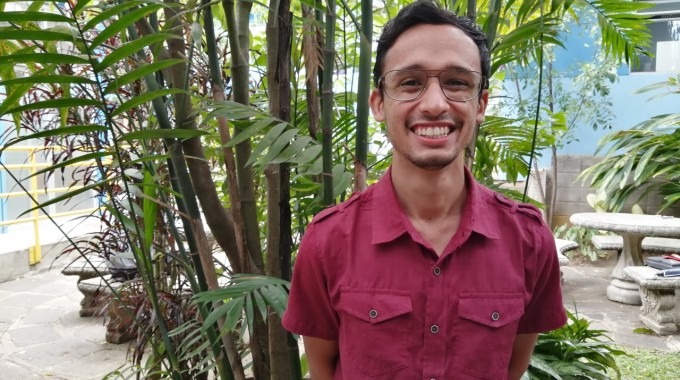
[310,205,341,224]
[310,191,363,225]
[493,192,545,225]
[516,203,546,225]
[493,192,517,211]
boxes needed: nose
[417,76,449,116]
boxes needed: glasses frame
[378,69,485,103]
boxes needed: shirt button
[491,311,500,321]
[433,266,441,276]
[369,309,378,319]
[430,324,439,334]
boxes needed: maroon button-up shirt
[283,169,567,380]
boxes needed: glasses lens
[382,70,482,102]
[439,70,482,101]
[382,70,428,101]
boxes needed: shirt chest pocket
[453,293,525,379]
[339,288,413,377]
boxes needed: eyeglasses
[378,69,484,102]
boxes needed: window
[633,1,680,73]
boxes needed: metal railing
[0,146,97,264]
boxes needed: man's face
[370,23,489,170]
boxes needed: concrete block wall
[547,155,680,228]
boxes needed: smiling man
[282,1,567,379]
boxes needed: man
[282,1,567,379]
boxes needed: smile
[412,126,451,138]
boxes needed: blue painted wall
[506,16,679,167]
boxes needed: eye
[400,78,423,88]
[442,78,470,88]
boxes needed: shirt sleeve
[517,224,568,334]
[282,223,340,340]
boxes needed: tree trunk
[302,5,322,140]
[353,0,372,192]
[321,0,336,206]
[222,2,270,378]
[266,1,301,378]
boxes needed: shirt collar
[371,166,498,245]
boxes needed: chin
[408,154,459,170]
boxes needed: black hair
[373,0,490,89]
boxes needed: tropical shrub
[580,75,680,213]
[525,309,627,380]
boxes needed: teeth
[415,127,449,138]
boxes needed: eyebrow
[391,64,479,72]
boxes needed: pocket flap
[339,289,412,324]
[458,293,524,328]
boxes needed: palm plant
[580,75,680,212]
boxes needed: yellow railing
[0,146,97,264]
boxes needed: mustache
[406,114,459,127]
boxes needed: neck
[391,155,467,223]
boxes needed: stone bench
[592,235,680,254]
[555,238,577,283]
[62,256,110,282]
[78,275,134,344]
[76,275,122,317]
[62,257,111,317]
[624,266,680,335]
[555,238,577,266]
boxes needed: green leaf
[73,0,93,15]
[89,3,166,48]
[104,59,185,95]
[31,151,113,178]
[244,294,255,341]
[206,100,263,120]
[201,303,231,333]
[289,144,322,164]
[269,136,314,164]
[95,33,180,72]
[226,117,277,147]
[332,164,352,197]
[633,146,657,182]
[0,125,107,152]
[0,11,73,23]
[1,98,102,117]
[142,169,157,253]
[0,75,96,86]
[17,180,112,218]
[260,128,300,165]
[259,284,288,317]
[252,289,268,322]
[119,129,208,142]
[224,297,245,332]
[111,89,185,117]
[0,30,74,42]
[248,123,288,165]
[0,53,88,65]
[619,156,635,189]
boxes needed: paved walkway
[562,256,680,351]
[1,254,679,379]
[0,269,128,380]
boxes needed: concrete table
[624,266,680,335]
[570,213,680,305]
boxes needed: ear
[369,88,385,122]
[475,89,489,125]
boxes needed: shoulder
[309,188,368,226]
[478,185,546,227]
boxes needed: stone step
[592,235,680,254]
